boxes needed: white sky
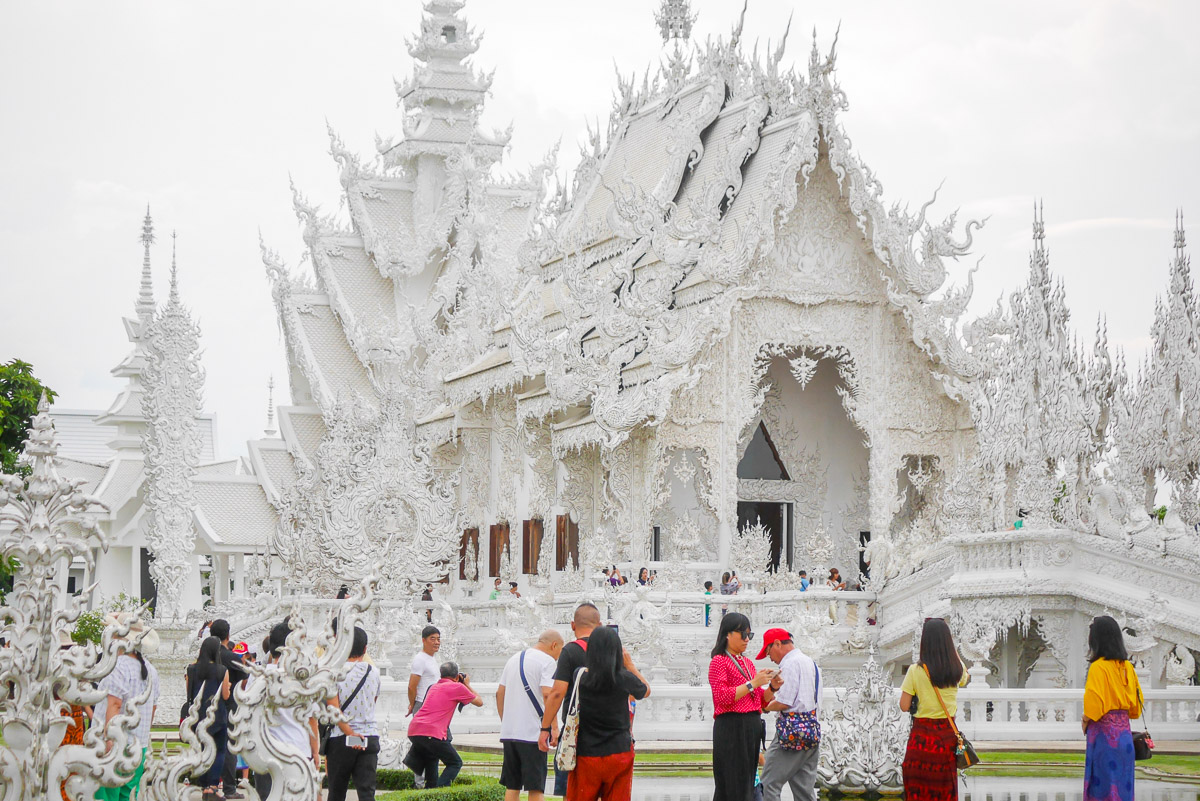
[1,1,1197,460]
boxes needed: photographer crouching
[404,662,484,788]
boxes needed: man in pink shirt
[403,662,483,787]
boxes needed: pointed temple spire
[169,230,180,304]
[136,205,156,321]
[1175,209,1187,256]
[384,0,509,169]
[264,375,278,437]
[655,0,696,43]
[1032,199,1046,255]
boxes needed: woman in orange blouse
[1081,616,1142,801]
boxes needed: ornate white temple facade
[45,0,1200,703]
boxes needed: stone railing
[374,680,1200,742]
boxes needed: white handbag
[555,668,586,771]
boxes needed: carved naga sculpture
[227,579,377,801]
[0,396,214,800]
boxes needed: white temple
[48,0,1200,711]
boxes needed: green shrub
[370,771,504,801]
[72,610,105,645]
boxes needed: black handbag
[320,664,372,756]
[1132,684,1154,761]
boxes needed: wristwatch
[745,681,754,692]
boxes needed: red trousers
[566,750,635,801]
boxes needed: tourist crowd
[81,594,1143,801]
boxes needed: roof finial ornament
[655,0,696,43]
[1175,209,1186,255]
[265,375,278,437]
[137,205,156,320]
[1032,199,1045,253]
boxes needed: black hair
[711,612,751,658]
[131,650,148,680]
[581,625,624,692]
[350,626,368,659]
[336,585,349,599]
[440,661,460,679]
[421,625,440,639]
[799,570,807,577]
[261,636,272,660]
[919,618,964,688]
[1088,615,1129,663]
[209,619,231,642]
[509,582,518,588]
[197,636,224,679]
[704,580,713,590]
[638,568,649,581]
[269,621,290,658]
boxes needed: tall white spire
[264,375,277,437]
[137,205,155,320]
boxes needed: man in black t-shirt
[538,603,601,796]
[210,618,248,799]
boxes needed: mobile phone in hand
[346,735,365,748]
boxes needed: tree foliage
[0,359,56,474]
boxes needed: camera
[457,672,467,683]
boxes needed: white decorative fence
[374,681,1200,742]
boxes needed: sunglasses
[736,630,755,641]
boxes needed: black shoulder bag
[1132,681,1154,760]
[320,664,372,756]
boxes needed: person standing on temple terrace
[404,662,483,788]
[798,571,810,591]
[422,583,434,623]
[497,630,564,801]
[1081,615,1143,801]
[719,571,738,617]
[825,569,846,591]
[898,618,969,801]
[187,636,231,799]
[758,628,820,801]
[93,614,160,801]
[704,581,714,627]
[325,626,382,801]
[708,612,779,801]
[490,577,504,599]
[538,602,602,796]
[208,619,248,799]
[408,626,442,717]
[637,567,650,586]
[568,625,650,801]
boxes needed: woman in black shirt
[186,636,231,797]
[568,626,650,801]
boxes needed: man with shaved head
[497,630,564,801]
[539,603,602,795]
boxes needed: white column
[214,554,229,603]
[131,546,142,601]
[233,553,245,597]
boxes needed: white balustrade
[374,681,1200,742]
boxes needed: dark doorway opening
[139,547,158,612]
[858,531,871,584]
[737,501,785,571]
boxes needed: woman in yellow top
[897,619,969,801]
[1082,616,1142,801]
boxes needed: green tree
[0,359,57,475]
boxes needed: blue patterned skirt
[1085,710,1135,801]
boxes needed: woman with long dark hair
[708,613,778,801]
[1082,616,1142,801]
[187,635,232,797]
[898,618,969,800]
[568,626,649,801]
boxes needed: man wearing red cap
[756,628,821,801]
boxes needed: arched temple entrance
[736,351,869,577]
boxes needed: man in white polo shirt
[408,626,441,716]
[759,627,821,801]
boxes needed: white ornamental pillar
[141,248,204,621]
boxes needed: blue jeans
[553,763,569,796]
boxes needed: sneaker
[414,775,426,789]
[223,792,244,800]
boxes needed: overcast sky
[2,1,1197,461]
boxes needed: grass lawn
[974,751,1200,779]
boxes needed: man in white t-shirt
[496,630,563,801]
[408,626,442,717]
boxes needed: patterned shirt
[95,655,160,748]
[336,661,380,737]
[708,653,762,716]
